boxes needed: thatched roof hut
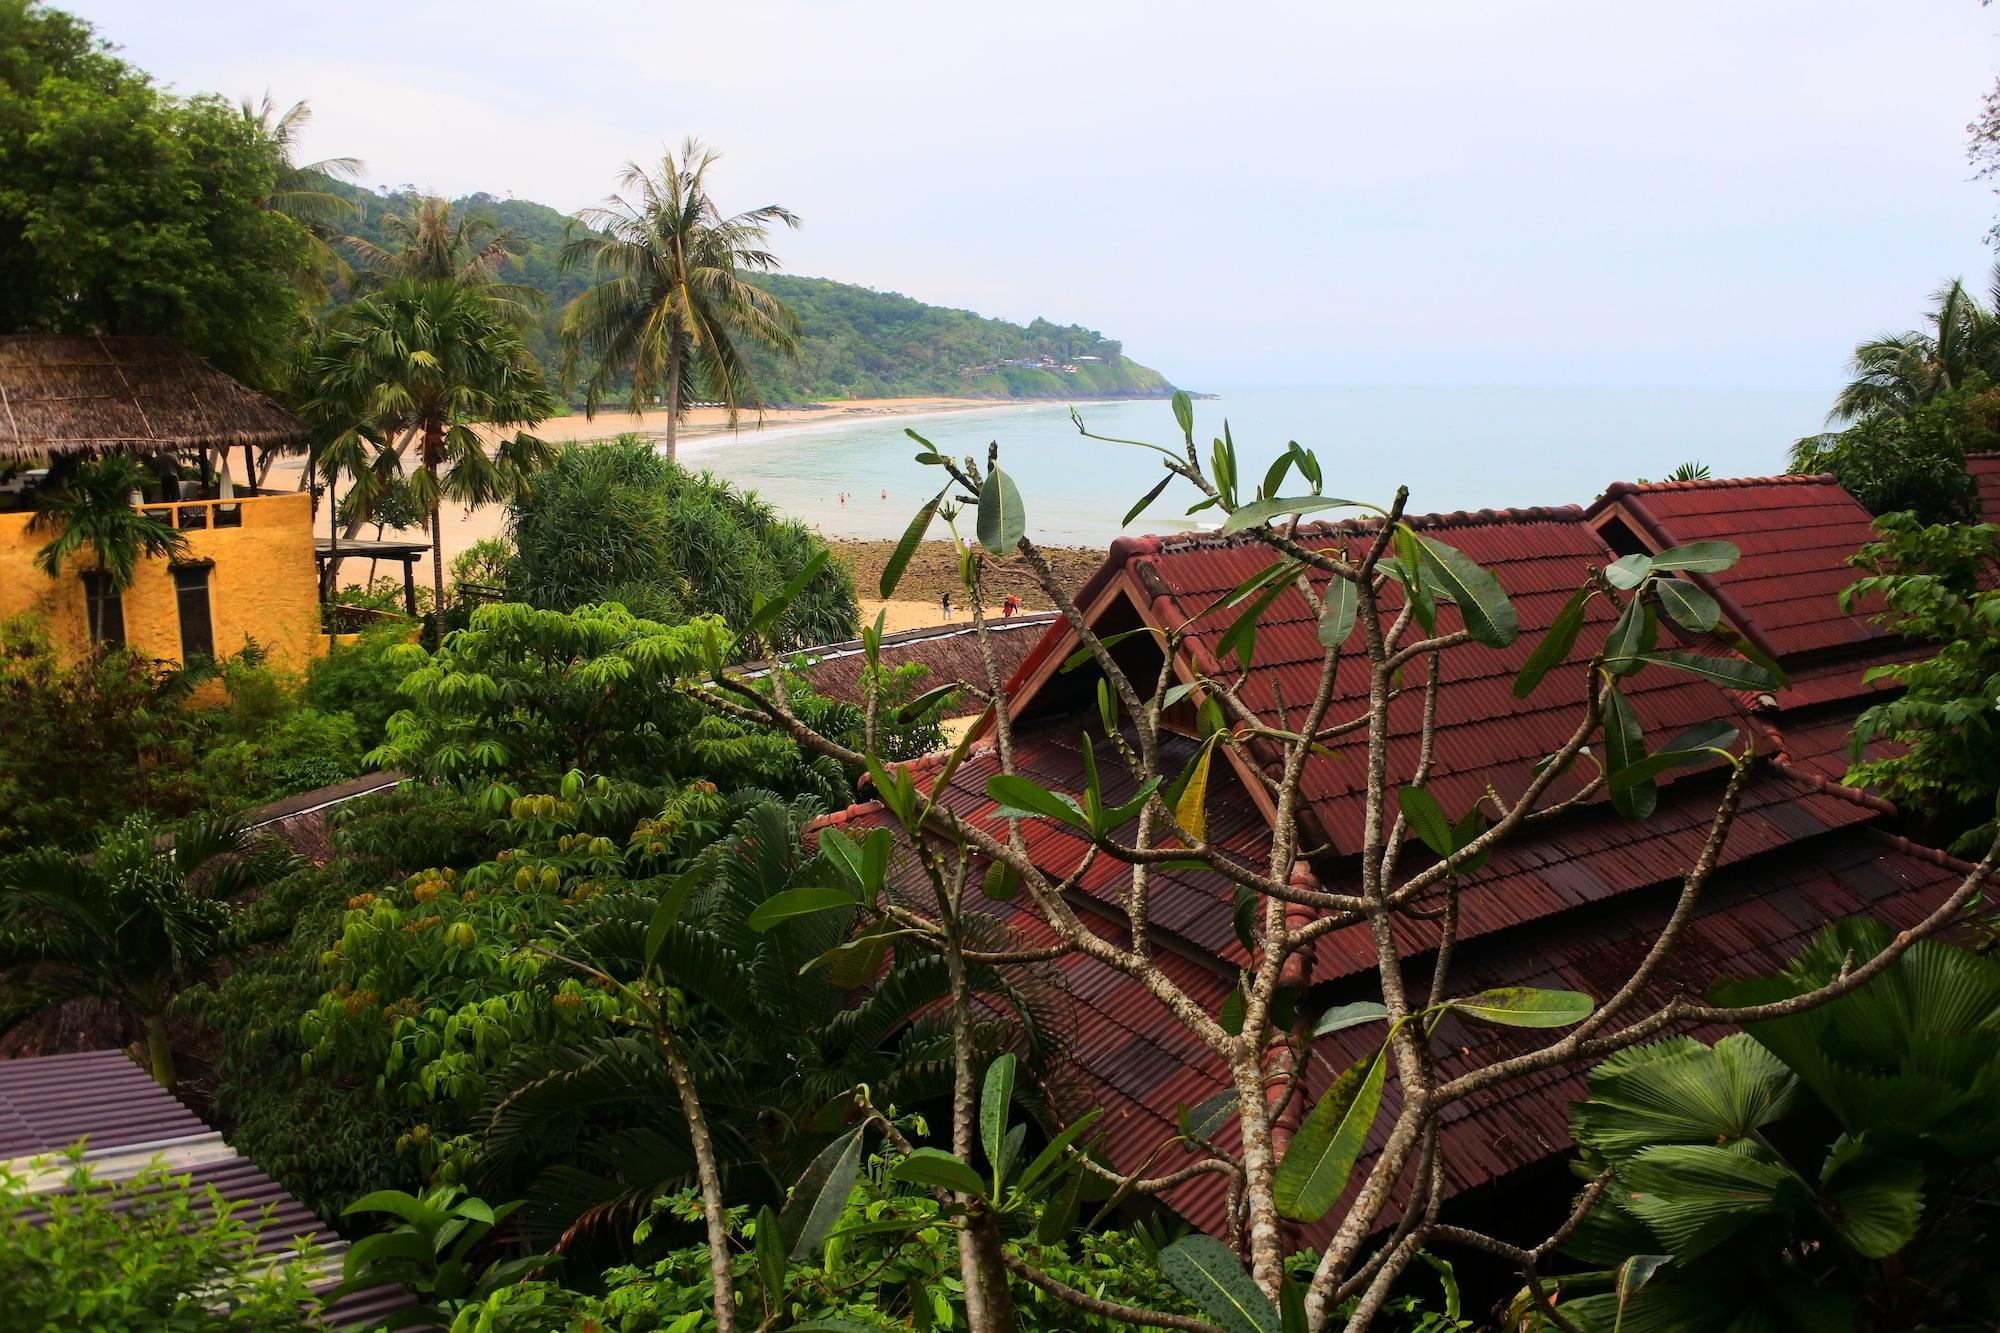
[0,334,306,462]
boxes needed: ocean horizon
[679,384,1835,547]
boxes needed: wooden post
[403,558,418,620]
[242,442,256,495]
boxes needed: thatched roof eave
[0,334,307,462]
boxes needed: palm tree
[304,279,557,628]
[29,456,191,644]
[242,95,365,299]
[1831,268,2000,422]
[560,139,802,463]
[346,195,544,329]
[0,815,298,1086]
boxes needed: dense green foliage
[1,1149,327,1329]
[1840,514,2000,855]
[0,0,307,385]
[1544,919,2000,1332]
[0,620,374,853]
[0,812,296,1084]
[506,439,858,650]
[326,183,1173,405]
[1790,383,1989,523]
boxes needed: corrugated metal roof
[0,1050,410,1328]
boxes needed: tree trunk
[1232,1056,1287,1300]
[662,1030,738,1333]
[427,471,446,648]
[663,337,682,467]
[946,926,1016,1333]
[141,1012,175,1088]
[322,473,343,604]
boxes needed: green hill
[330,186,1176,405]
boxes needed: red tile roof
[1971,452,2000,522]
[1124,507,1743,853]
[1585,475,1884,661]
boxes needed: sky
[59,0,2000,392]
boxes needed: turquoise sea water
[676,385,1832,547]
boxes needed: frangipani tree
[684,393,2000,1333]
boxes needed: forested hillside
[330,185,1175,404]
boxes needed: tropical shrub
[506,439,857,650]
[1541,918,2000,1331]
[0,812,296,1085]
[0,1147,326,1330]
[1840,513,2000,855]
[303,622,423,752]
[366,600,854,804]
[1789,384,1991,523]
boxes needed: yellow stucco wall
[0,493,322,674]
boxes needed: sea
[675,385,1833,548]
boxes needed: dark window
[80,572,125,647]
[173,565,214,661]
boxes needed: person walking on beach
[941,590,952,621]
[1002,593,1019,617]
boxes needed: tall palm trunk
[141,1012,175,1087]
[322,473,343,603]
[663,336,682,466]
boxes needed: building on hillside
[812,496,1993,1249]
[0,336,324,672]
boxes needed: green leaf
[1259,451,1294,501]
[1651,540,1740,574]
[1449,986,1595,1027]
[1213,427,1238,507]
[747,887,857,932]
[1606,721,1739,792]
[1603,598,1655,676]
[1273,1048,1387,1222]
[643,864,703,969]
[1218,576,1292,668]
[976,467,1027,554]
[1612,1255,1672,1333]
[342,1189,445,1229]
[1100,776,1165,830]
[1061,627,1158,672]
[896,683,961,724]
[1620,1143,1793,1257]
[1606,554,1655,590]
[747,549,829,641]
[1411,533,1518,647]
[890,1148,988,1199]
[1014,1107,1106,1198]
[1654,577,1720,633]
[1179,1090,1235,1141]
[1125,471,1178,527]
[755,1204,786,1301]
[1218,987,1246,1036]
[1817,1136,1923,1259]
[1398,786,1454,858]
[1603,684,1656,821]
[1159,1234,1280,1333]
[981,1053,1017,1185]
[1637,650,1778,692]
[1219,495,1364,534]
[1034,1163,1086,1244]
[1514,586,1590,699]
[979,859,1021,902]
[881,488,946,597]
[1172,390,1194,440]
[985,773,1090,832]
[1389,529,1436,633]
[1318,576,1358,648]
[782,1126,865,1261]
[1311,1001,1389,1038]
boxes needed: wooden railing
[135,493,283,532]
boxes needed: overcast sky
[60,0,2000,390]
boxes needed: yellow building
[0,336,324,673]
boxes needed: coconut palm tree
[0,815,298,1086]
[29,456,191,644]
[304,279,557,630]
[346,195,544,329]
[242,95,365,298]
[1831,269,2000,422]
[559,139,801,463]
